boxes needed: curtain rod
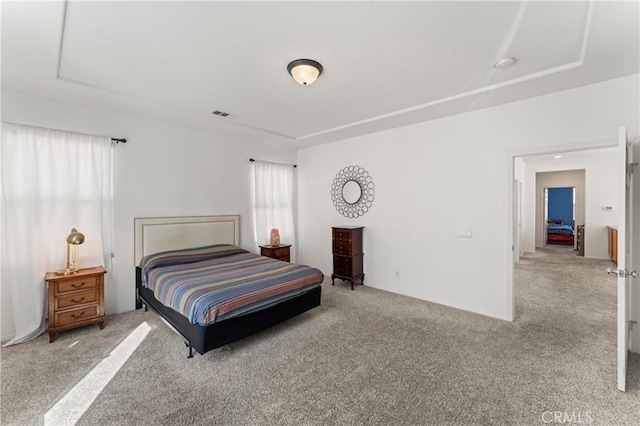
[4,121,127,144]
[249,158,297,168]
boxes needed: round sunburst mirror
[331,165,375,218]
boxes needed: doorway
[508,142,636,391]
[534,170,584,253]
[545,186,576,247]
[510,148,616,314]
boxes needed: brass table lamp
[57,228,85,275]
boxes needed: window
[252,160,296,260]
[1,122,113,344]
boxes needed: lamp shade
[58,228,85,275]
[287,59,323,85]
[66,228,85,245]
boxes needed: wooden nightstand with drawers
[45,266,106,343]
[259,244,291,262]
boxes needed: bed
[134,215,323,357]
[546,220,574,245]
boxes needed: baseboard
[583,255,611,261]
[1,333,16,344]
[361,283,511,322]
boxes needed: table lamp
[57,228,85,275]
[270,228,280,246]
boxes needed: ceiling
[2,1,638,148]
[521,147,617,163]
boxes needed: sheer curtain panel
[252,160,296,261]
[1,123,114,345]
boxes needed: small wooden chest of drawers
[45,266,106,343]
[331,226,364,290]
[260,244,291,262]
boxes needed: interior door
[614,126,635,392]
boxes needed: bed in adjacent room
[134,215,323,357]
[546,220,575,245]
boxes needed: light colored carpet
[2,245,639,425]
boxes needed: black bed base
[136,267,321,357]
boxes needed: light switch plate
[458,229,472,238]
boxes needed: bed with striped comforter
[140,245,323,325]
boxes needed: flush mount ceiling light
[493,57,517,69]
[287,59,323,85]
[553,155,564,159]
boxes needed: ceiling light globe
[287,59,323,86]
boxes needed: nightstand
[45,266,106,343]
[260,244,291,262]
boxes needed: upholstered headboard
[133,215,240,266]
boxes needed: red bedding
[547,231,574,245]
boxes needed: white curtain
[1,122,113,345]
[252,160,296,260]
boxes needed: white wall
[1,88,296,341]
[2,74,638,338]
[521,153,618,259]
[297,74,639,321]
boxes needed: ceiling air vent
[212,110,238,119]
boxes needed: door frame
[513,178,523,261]
[539,181,582,250]
[545,186,577,239]
[543,187,549,246]
[506,138,618,321]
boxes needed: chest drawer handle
[70,311,85,319]
[70,297,85,303]
[71,282,85,289]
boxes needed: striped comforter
[140,245,323,325]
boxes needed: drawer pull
[70,297,85,303]
[70,311,85,319]
[71,282,86,289]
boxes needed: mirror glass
[342,180,362,204]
